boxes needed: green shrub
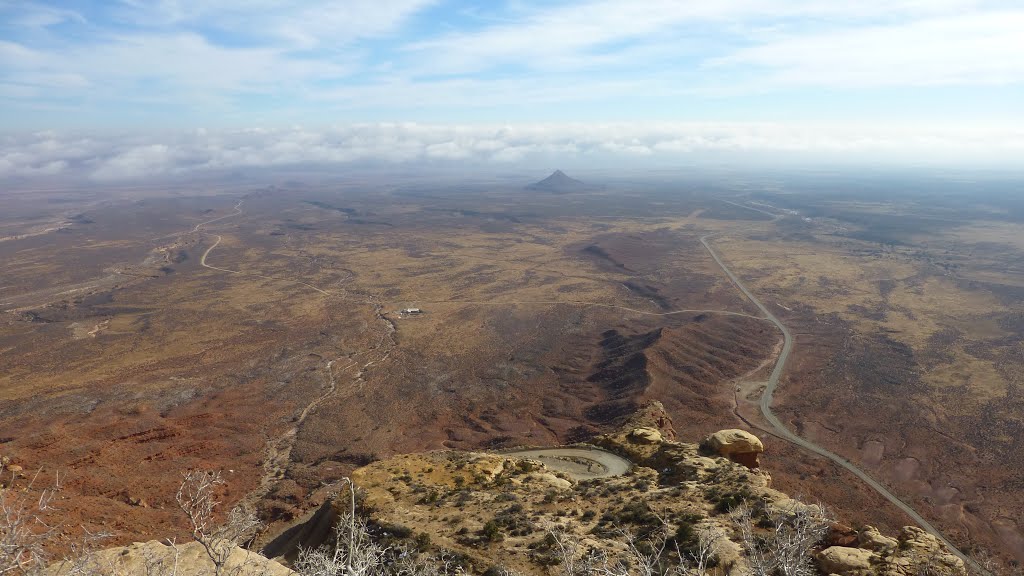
[481,520,504,542]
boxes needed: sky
[1,1,1023,180]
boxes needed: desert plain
[1,171,1022,569]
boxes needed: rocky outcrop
[888,527,968,575]
[705,429,764,469]
[46,540,294,576]
[628,427,663,444]
[816,545,876,574]
[858,525,898,551]
[814,526,967,576]
[619,400,677,440]
[266,403,967,576]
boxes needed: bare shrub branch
[293,479,391,576]
[738,502,830,576]
[0,470,62,575]
[175,470,263,576]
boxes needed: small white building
[399,307,423,316]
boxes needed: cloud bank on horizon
[4,124,1022,182]
[1,1,1023,179]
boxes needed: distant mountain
[526,170,588,193]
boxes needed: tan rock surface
[46,540,295,576]
[858,525,897,551]
[815,546,875,575]
[705,429,764,468]
[882,526,967,576]
[628,427,663,444]
[706,429,764,454]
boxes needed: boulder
[815,546,875,575]
[466,455,506,480]
[825,522,859,547]
[858,525,897,551]
[705,429,764,468]
[628,427,663,444]
[530,472,572,490]
[769,497,822,518]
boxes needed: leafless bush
[175,470,263,576]
[292,479,476,576]
[738,503,829,576]
[967,547,1014,576]
[393,548,480,576]
[0,470,61,574]
[0,470,117,576]
[293,479,391,576]
[292,514,390,576]
[545,520,722,576]
[679,525,725,576]
[545,529,590,576]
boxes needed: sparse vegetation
[2,179,1020,572]
[738,503,830,576]
[175,469,263,575]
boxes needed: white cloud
[707,11,1024,88]
[3,2,85,29]
[0,40,47,68]
[112,0,434,49]
[2,0,1022,124]
[400,0,1004,76]
[0,1,429,116]
[90,144,179,181]
[2,123,1022,182]
[273,0,436,49]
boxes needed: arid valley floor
[1,172,1022,570]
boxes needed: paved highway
[502,447,632,480]
[699,233,985,575]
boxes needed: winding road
[699,232,985,575]
[192,197,982,572]
[502,447,632,480]
[192,200,245,233]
